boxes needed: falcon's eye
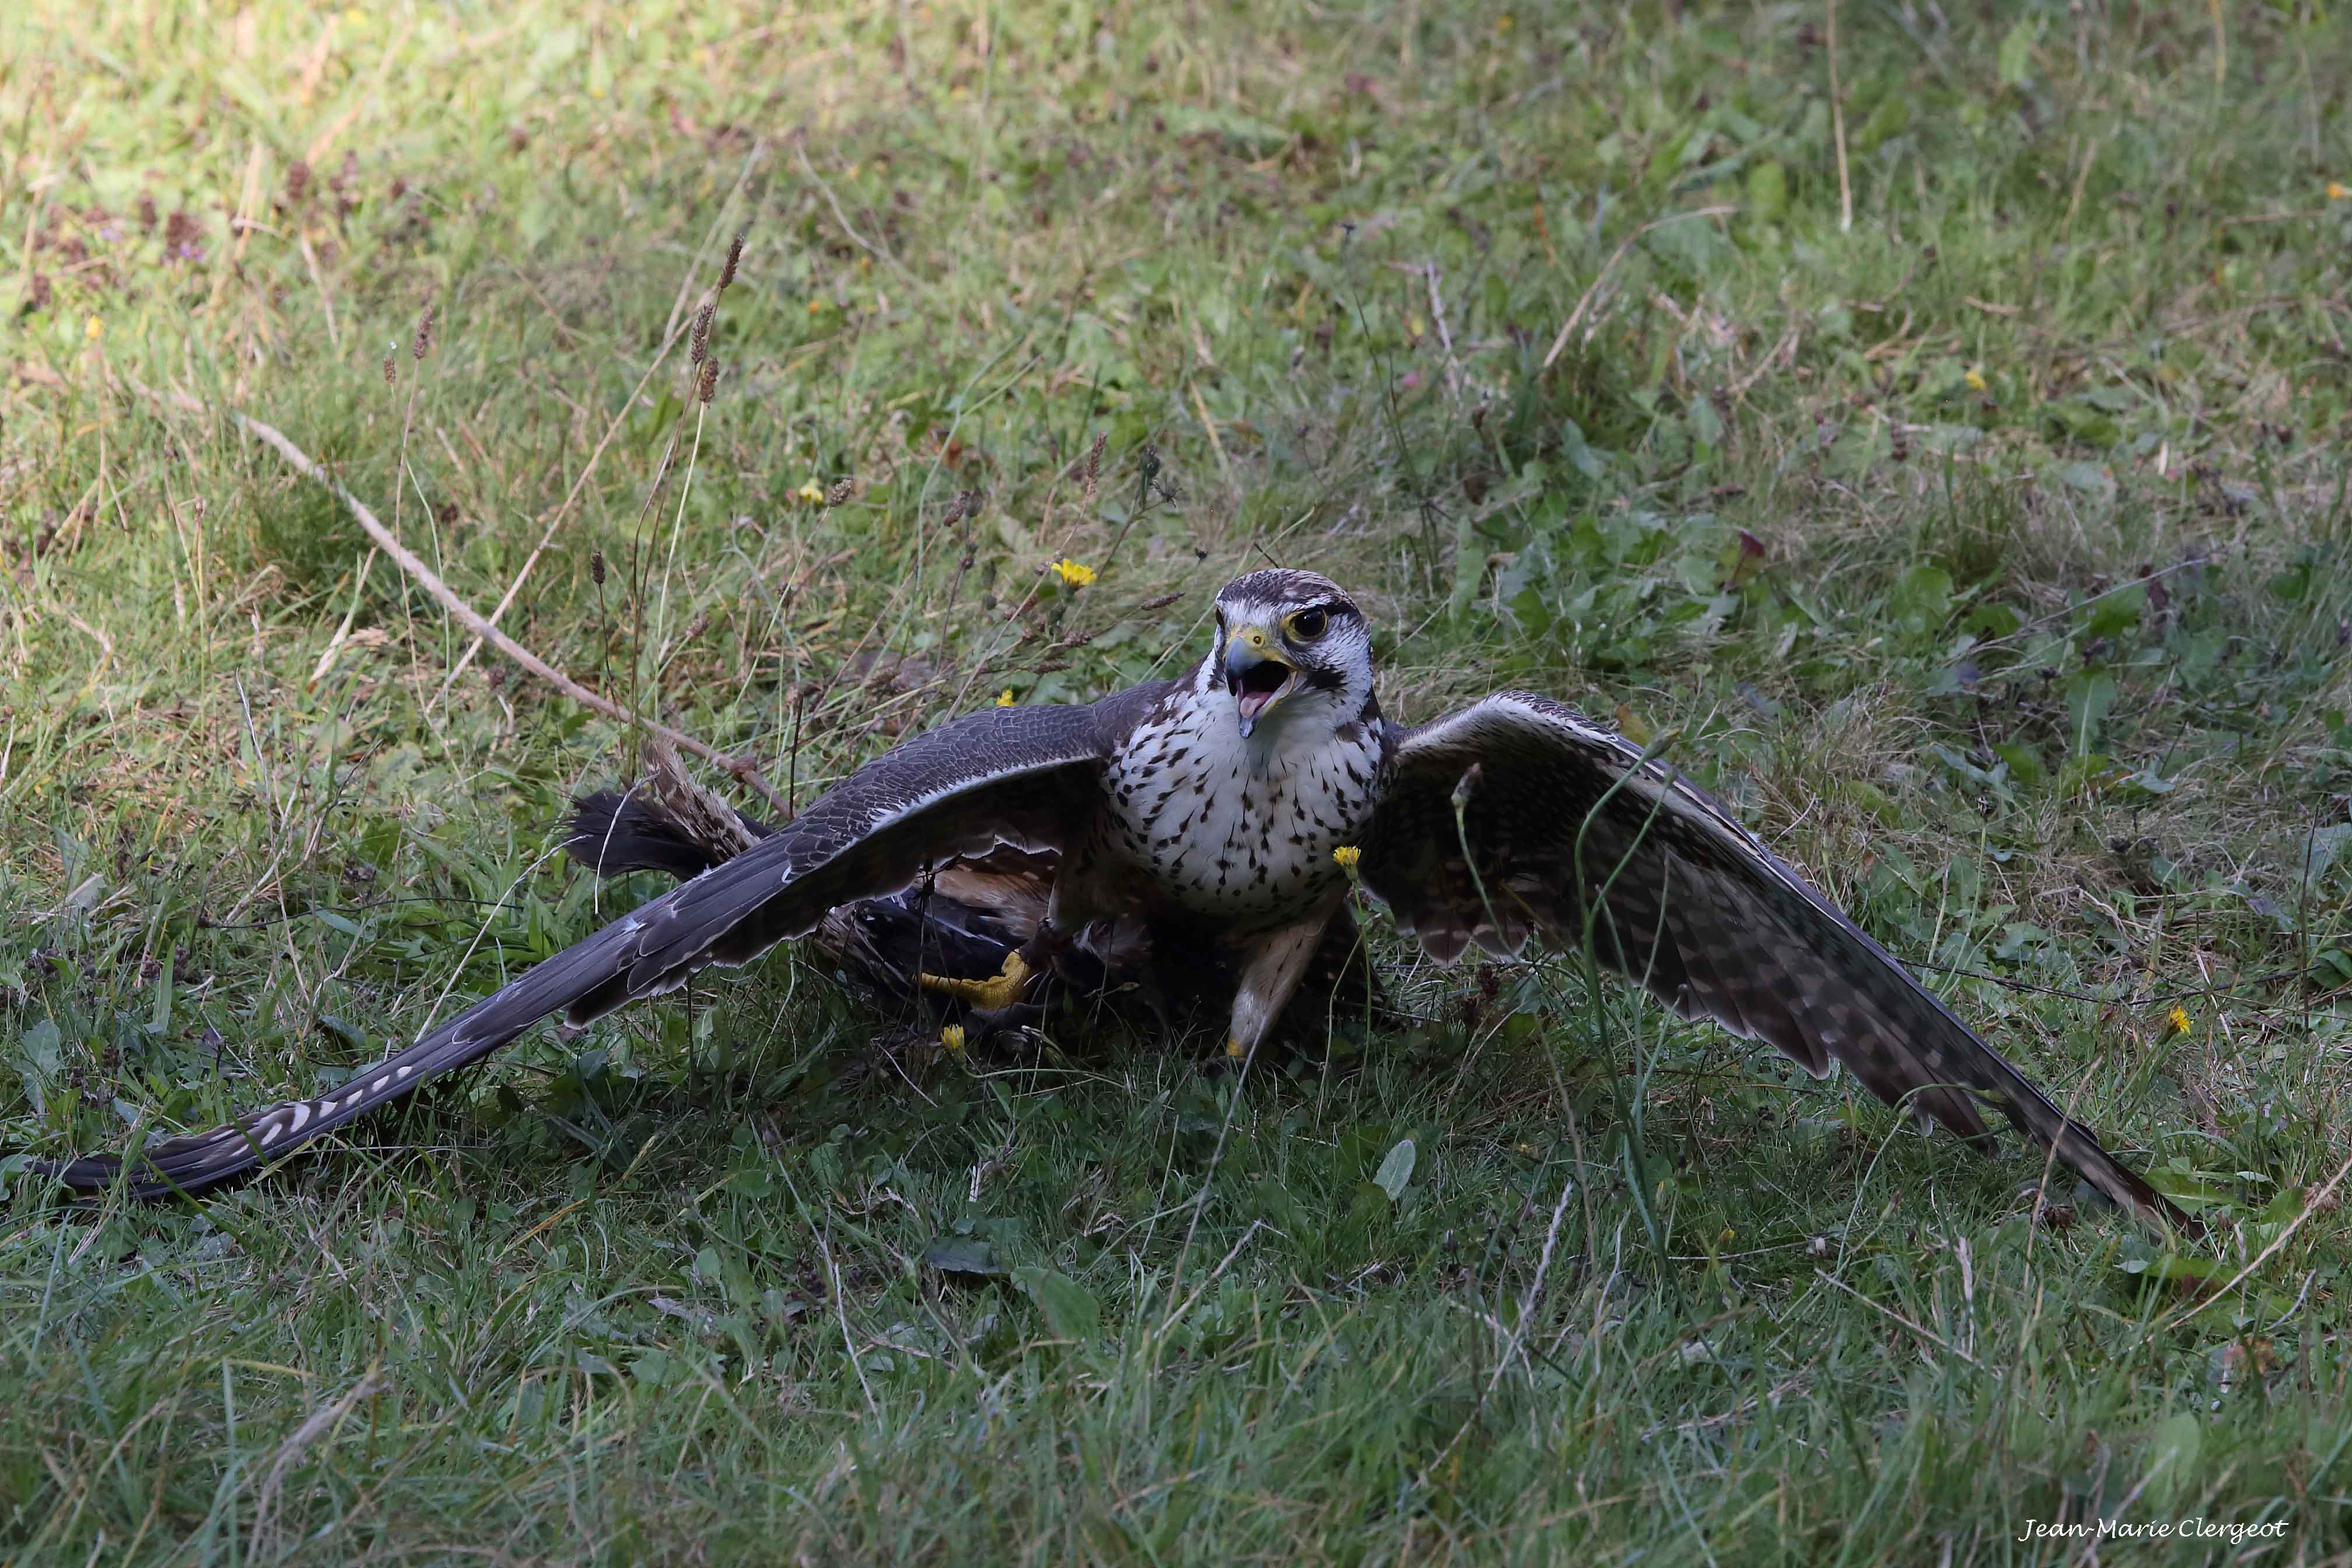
[1287,606,1329,642]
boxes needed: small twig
[432,303,702,708]
[1541,208,1736,372]
[2164,1148,2352,1331]
[1827,0,1853,233]
[1975,557,2208,649]
[247,1370,383,1560]
[796,140,916,286]
[139,382,789,814]
[1392,261,1465,401]
[2060,136,2102,245]
[298,234,341,351]
[1814,1269,1984,1368]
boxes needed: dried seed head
[1084,430,1105,498]
[696,356,718,404]
[382,350,397,386]
[284,159,310,205]
[719,225,747,290]
[412,303,434,360]
[825,478,855,506]
[590,548,607,585]
[942,488,984,529]
[1135,590,1182,611]
[690,300,713,366]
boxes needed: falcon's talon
[918,950,1033,1011]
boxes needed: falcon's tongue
[1230,662,1292,724]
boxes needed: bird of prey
[37,568,2189,1231]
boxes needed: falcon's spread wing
[1355,693,2189,1233]
[39,688,1175,1199]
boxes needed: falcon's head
[1208,569,1373,741]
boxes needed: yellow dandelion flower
[1051,558,1096,587]
[2330,181,2351,201]
[1225,1034,1247,1058]
[940,1024,967,1053]
[1962,366,1987,393]
[796,481,824,503]
[84,314,103,342]
[995,688,1016,706]
[2167,1006,2193,1035]
[1332,845,1362,871]
[807,298,824,315]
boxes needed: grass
[4,0,2352,1559]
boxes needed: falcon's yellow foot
[919,950,1032,1011]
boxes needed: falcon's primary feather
[35,569,2189,1232]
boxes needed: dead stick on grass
[146,383,790,814]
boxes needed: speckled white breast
[1099,692,1382,926]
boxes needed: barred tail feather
[37,914,655,1199]
[33,698,1134,1201]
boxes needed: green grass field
[5,0,2351,1560]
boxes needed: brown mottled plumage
[32,570,2190,1234]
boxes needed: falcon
[36,569,2189,1231]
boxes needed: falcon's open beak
[1224,625,1296,738]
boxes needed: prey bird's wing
[565,787,775,882]
[38,695,1166,1200]
[1354,693,2190,1234]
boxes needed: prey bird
[36,569,2189,1231]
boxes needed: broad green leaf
[2066,670,2117,753]
[1998,20,2039,86]
[1373,1137,1417,1202]
[2143,1412,2203,1507]
[924,1237,1005,1278]
[1014,1267,1101,1340]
